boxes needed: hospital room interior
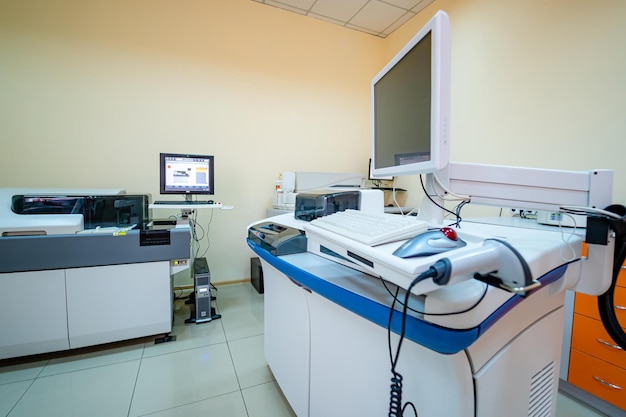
[1,0,625,416]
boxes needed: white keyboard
[308,210,428,246]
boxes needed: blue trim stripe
[477,264,567,338]
[248,239,567,354]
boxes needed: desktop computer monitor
[159,153,214,200]
[371,10,451,179]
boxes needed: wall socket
[509,208,538,217]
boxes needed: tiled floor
[0,283,295,417]
[0,283,611,417]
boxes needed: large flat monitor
[371,10,451,178]
[159,153,214,198]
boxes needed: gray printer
[294,190,361,221]
[247,222,307,256]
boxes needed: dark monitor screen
[373,32,432,171]
[159,153,214,196]
[371,11,450,178]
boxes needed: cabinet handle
[616,305,626,311]
[593,376,622,391]
[596,338,623,350]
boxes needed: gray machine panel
[0,228,190,273]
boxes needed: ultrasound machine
[247,11,626,417]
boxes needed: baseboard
[558,379,624,416]
[214,278,251,286]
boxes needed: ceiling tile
[310,0,369,22]
[308,12,345,27]
[382,11,416,36]
[251,0,436,37]
[384,0,423,9]
[412,0,434,13]
[269,0,316,11]
[349,1,407,33]
[345,23,381,37]
[264,0,308,14]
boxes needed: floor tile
[215,284,264,318]
[0,381,31,417]
[217,286,264,342]
[220,309,264,342]
[138,391,248,417]
[40,343,144,377]
[556,394,609,417]
[242,381,297,417]
[7,360,139,417]
[129,343,239,417]
[142,313,226,358]
[228,335,274,389]
[0,360,47,385]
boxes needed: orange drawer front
[571,313,626,369]
[575,293,600,320]
[575,287,626,324]
[569,349,626,410]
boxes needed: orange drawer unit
[575,286,626,323]
[568,264,626,410]
[571,314,626,369]
[568,350,626,410]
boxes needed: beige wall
[0,0,382,283]
[1,0,625,282]
[389,0,626,209]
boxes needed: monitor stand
[175,194,193,226]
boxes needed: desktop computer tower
[193,257,213,323]
[251,257,264,294]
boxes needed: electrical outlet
[509,208,538,218]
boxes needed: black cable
[188,207,215,261]
[597,204,626,350]
[419,175,465,226]
[448,200,470,228]
[387,286,401,377]
[379,276,489,316]
[172,286,189,300]
[387,285,410,417]
[188,212,200,259]
[204,208,214,255]
[387,267,440,417]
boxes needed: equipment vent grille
[528,361,555,417]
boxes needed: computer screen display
[159,153,214,196]
[371,10,450,178]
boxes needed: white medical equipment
[0,188,190,360]
[247,161,623,417]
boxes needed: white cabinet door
[65,261,171,348]
[307,290,474,417]
[261,259,311,417]
[0,270,69,359]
